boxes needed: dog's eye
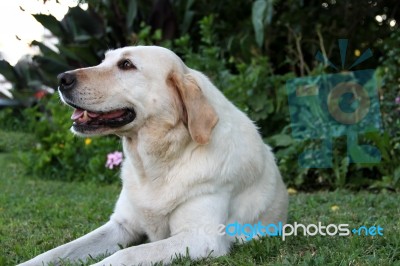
[118,59,136,70]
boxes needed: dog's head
[57,46,218,145]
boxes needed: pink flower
[105,151,123,169]
[396,96,400,105]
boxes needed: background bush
[0,0,399,190]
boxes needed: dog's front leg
[18,220,141,266]
[92,230,229,266]
[93,193,231,266]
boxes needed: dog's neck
[122,119,191,181]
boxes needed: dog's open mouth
[71,108,136,131]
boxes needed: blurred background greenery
[0,0,399,190]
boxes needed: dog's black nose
[57,72,76,91]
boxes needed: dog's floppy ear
[168,71,219,145]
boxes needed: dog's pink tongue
[87,111,101,118]
[71,109,102,119]
[71,109,84,120]
[101,109,126,119]
[71,109,124,121]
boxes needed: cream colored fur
[19,46,288,266]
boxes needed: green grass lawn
[0,142,399,265]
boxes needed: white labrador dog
[20,46,288,266]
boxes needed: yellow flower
[287,187,297,195]
[331,205,340,211]
[354,49,361,57]
[85,138,92,146]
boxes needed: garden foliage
[0,0,398,190]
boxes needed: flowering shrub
[395,97,400,106]
[106,151,123,169]
[1,1,398,190]
[2,19,395,190]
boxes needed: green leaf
[0,60,18,83]
[252,0,274,48]
[268,134,294,147]
[348,145,379,164]
[33,14,65,38]
[33,56,70,75]
[31,40,60,58]
[182,0,196,34]
[61,44,99,66]
[66,7,103,36]
[394,166,400,185]
[336,157,349,187]
[126,0,138,30]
